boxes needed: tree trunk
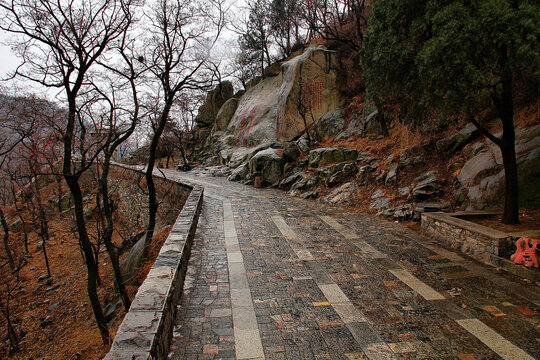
[178,145,188,167]
[7,315,20,353]
[501,141,519,224]
[1,302,20,354]
[10,187,28,254]
[375,102,389,137]
[496,56,519,225]
[56,176,63,212]
[32,182,51,277]
[0,209,14,270]
[38,207,51,278]
[142,100,172,263]
[98,156,131,311]
[17,212,28,255]
[499,102,519,224]
[65,175,110,344]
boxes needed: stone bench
[421,211,514,267]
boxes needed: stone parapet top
[105,164,204,360]
[423,212,510,239]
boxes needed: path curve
[162,169,540,360]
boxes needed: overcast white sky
[0,29,64,98]
[1,30,22,81]
[0,0,245,99]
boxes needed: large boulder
[457,147,501,187]
[228,164,249,182]
[436,124,479,155]
[248,148,285,186]
[214,46,340,149]
[324,182,358,205]
[308,147,358,168]
[399,143,428,170]
[309,109,345,141]
[120,233,146,283]
[458,125,540,209]
[228,143,272,168]
[214,98,238,132]
[195,81,234,127]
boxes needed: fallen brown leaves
[0,167,185,359]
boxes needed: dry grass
[0,166,186,360]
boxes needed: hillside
[0,0,538,357]
[182,46,539,227]
[0,166,187,359]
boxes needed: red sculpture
[511,237,540,268]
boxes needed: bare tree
[0,259,22,354]
[0,207,14,271]
[293,64,320,145]
[8,181,29,254]
[269,0,304,57]
[0,93,62,272]
[0,0,137,343]
[90,35,145,311]
[160,94,201,170]
[236,0,273,78]
[300,0,368,51]
[139,0,225,262]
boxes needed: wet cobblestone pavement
[165,169,540,360]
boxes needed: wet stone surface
[165,169,540,360]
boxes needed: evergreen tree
[362,0,540,224]
[238,1,272,77]
[269,0,302,57]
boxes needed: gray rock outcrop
[120,233,146,283]
[309,109,345,142]
[212,46,340,150]
[457,125,540,209]
[308,147,358,168]
[370,189,389,210]
[436,124,479,155]
[248,148,285,186]
[214,98,238,132]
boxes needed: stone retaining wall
[421,212,514,267]
[105,165,203,360]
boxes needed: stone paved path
[165,169,540,360]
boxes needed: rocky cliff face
[194,81,235,142]
[200,46,340,155]
[458,125,540,210]
[189,46,539,218]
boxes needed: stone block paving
[169,199,235,360]
[166,169,540,360]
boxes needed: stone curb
[104,164,204,360]
[421,212,514,267]
[421,211,540,283]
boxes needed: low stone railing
[421,211,513,266]
[105,165,204,360]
